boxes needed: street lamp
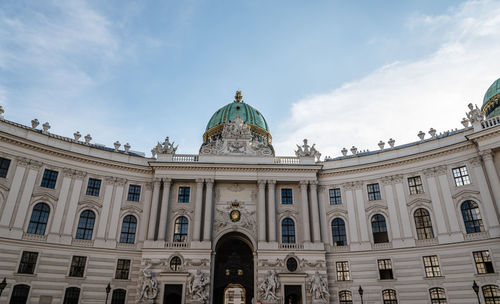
[105,282,111,304]
[358,286,364,304]
[0,278,7,297]
[472,281,481,304]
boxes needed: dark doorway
[285,285,302,304]
[214,232,254,304]
[163,284,183,304]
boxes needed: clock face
[230,210,241,222]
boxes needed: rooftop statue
[466,103,485,124]
[295,139,321,161]
[151,136,178,157]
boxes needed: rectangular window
[127,185,141,202]
[0,157,11,178]
[115,259,131,280]
[329,188,342,205]
[336,261,350,281]
[85,178,101,196]
[281,188,293,204]
[423,256,442,278]
[18,251,38,274]
[378,259,394,280]
[452,166,471,186]
[473,250,495,274]
[178,186,190,203]
[408,176,424,195]
[40,169,58,189]
[367,183,381,201]
[69,256,87,277]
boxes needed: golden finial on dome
[234,90,243,103]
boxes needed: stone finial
[350,146,357,155]
[341,147,348,156]
[378,140,385,150]
[429,128,436,138]
[418,131,425,141]
[388,138,395,148]
[42,122,50,133]
[461,118,469,128]
[31,119,39,129]
[84,134,92,144]
[73,131,81,141]
[114,141,121,152]
[124,143,131,153]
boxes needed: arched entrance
[214,232,254,304]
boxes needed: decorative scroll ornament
[308,271,330,303]
[188,270,210,303]
[200,114,273,156]
[151,136,178,157]
[258,270,280,302]
[295,139,321,161]
[138,261,159,302]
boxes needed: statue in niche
[258,270,280,301]
[138,261,159,302]
[188,270,210,303]
[308,271,330,303]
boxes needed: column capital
[73,170,86,180]
[28,160,42,170]
[318,185,328,192]
[163,178,172,184]
[480,149,494,161]
[299,180,309,188]
[309,181,318,190]
[205,178,214,185]
[153,178,162,187]
[267,180,276,186]
[16,157,29,167]
[435,165,448,175]
[115,178,127,186]
[469,156,482,168]
[195,178,204,184]
[353,181,363,190]
[62,168,73,178]
[381,177,393,186]
[145,182,153,190]
[257,180,267,187]
[105,176,115,185]
[423,168,436,177]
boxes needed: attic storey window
[367,183,381,201]
[178,187,190,203]
[86,178,101,196]
[41,169,58,189]
[0,157,11,178]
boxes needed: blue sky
[1,0,500,157]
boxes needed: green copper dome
[203,91,272,144]
[482,77,500,118]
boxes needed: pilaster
[0,158,27,227]
[193,179,205,241]
[203,179,214,242]
[309,181,321,243]
[257,180,267,243]
[157,178,172,241]
[300,180,311,243]
[267,180,277,242]
[147,179,161,242]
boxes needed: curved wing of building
[0,86,499,304]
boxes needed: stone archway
[214,232,254,304]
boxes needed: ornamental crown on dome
[234,90,243,102]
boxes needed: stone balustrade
[274,156,301,164]
[172,154,199,162]
[481,116,500,129]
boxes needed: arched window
[429,287,447,304]
[331,218,347,246]
[111,289,127,304]
[75,210,96,240]
[371,214,389,243]
[414,208,434,239]
[170,256,182,271]
[461,200,485,233]
[482,285,500,304]
[281,218,295,244]
[27,203,50,235]
[9,284,30,304]
[339,290,353,304]
[173,216,188,242]
[63,287,80,304]
[382,289,398,304]
[119,215,137,243]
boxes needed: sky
[1,0,500,158]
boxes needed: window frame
[63,287,81,304]
[414,208,434,240]
[127,184,141,202]
[68,256,87,278]
[27,202,50,235]
[10,284,31,304]
[0,157,11,178]
[371,214,389,243]
[40,169,58,189]
[75,210,96,240]
[119,215,137,244]
[281,188,293,205]
[367,183,381,201]
[461,200,485,234]
[177,186,191,203]
[85,178,102,197]
[452,166,471,186]
[378,259,394,280]
[482,285,500,304]
[423,255,442,278]
[473,250,495,274]
[408,176,424,195]
[111,289,127,304]
[17,251,39,274]
[336,261,351,281]
[329,188,342,205]
[173,216,189,242]
[115,259,131,280]
[339,290,353,304]
[169,256,182,272]
[382,289,398,304]
[281,218,296,244]
[429,287,447,304]
[331,218,347,246]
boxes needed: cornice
[319,141,475,178]
[150,162,322,174]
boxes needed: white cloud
[274,0,500,158]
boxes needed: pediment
[121,204,143,214]
[327,208,347,216]
[452,189,480,200]
[407,197,432,207]
[365,203,387,213]
[31,192,59,202]
[78,199,102,209]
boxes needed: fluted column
[147,179,161,240]
[318,186,329,244]
[13,161,41,230]
[481,150,500,214]
[203,179,214,241]
[157,178,172,241]
[0,158,28,227]
[300,181,311,242]
[193,179,205,241]
[139,182,153,242]
[267,180,277,242]
[258,180,267,242]
[309,182,321,242]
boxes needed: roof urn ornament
[114,141,121,152]
[84,134,92,144]
[73,131,81,141]
[31,119,39,129]
[350,146,357,155]
[124,143,131,153]
[341,147,348,156]
[378,140,385,150]
[295,139,321,161]
[418,131,425,141]
[428,128,436,138]
[42,122,50,133]
[461,117,470,128]
[388,138,395,148]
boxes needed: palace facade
[0,81,500,304]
